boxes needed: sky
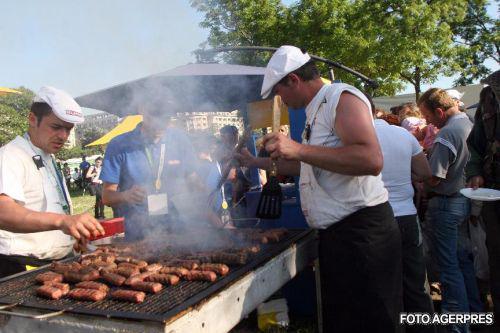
[1,0,498,115]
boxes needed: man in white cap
[238,46,402,332]
[0,86,104,278]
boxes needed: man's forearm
[297,143,382,176]
[102,188,127,206]
[251,158,300,176]
[0,196,63,233]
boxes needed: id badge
[147,193,168,216]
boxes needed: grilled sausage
[36,285,64,300]
[110,289,145,303]
[160,266,189,277]
[115,256,132,263]
[146,273,180,285]
[116,266,140,278]
[130,281,163,294]
[124,272,153,286]
[164,260,199,270]
[35,271,63,284]
[117,262,140,269]
[68,288,107,302]
[43,281,70,295]
[142,263,163,272]
[199,263,229,276]
[100,271,126,286]
[97,254,116,264]
[129,259,148,268]
[50,262,82,274]
[90,262,117,272]
[76,281,109,292]
[184,270,217,282]
[63,269,99,283]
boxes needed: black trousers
[0,255,52,279]
[93,183,105,218]
[482,201,500,321]
[396,215,436,333]
[318,201,403,333]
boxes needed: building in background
[76,112,120,143]
[64,129,76,148]
[178,111,244,135]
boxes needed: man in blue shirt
[101,104,199,241]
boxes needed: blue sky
[1,0,498,114]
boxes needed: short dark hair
[30,102,52,125]
[95,156,103,162]
[220,125,238,135]
[280,61,320,86]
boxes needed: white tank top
[299,83,388,229]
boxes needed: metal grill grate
[0,229,313,322]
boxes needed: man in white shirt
[238,45,403,333]
[0,86,104,277]
[373,105,435,333]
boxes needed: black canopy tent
[75,63,266,116]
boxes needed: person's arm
[102,183,146,207]
[264,92,383,176]
[235,149,301,176]
[0,194,104,240]
[411,152,432,181]
[425,138,455,188]
[85,166,95,179]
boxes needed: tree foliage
[78,126,108,148]
[451,0,499,86]
[0,87,34,146]
[55,145,104,161]
[191,0,497,98]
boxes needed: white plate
[460,188,500,201]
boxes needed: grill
[0,229,313,323]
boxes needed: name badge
[147,193,168,216]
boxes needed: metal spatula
[256,159,282,219]
[256,96,283,219]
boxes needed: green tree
[451,0,499,86]
[79,126,107,147]
[0,87,34,146]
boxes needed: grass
[69,187,113,218]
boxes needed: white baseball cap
[261,45,311,99]
[33,86,84,124]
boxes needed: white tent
[373,84,484,117]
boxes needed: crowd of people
[0,45,498,333]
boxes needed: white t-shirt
[0,136,73,259]
[374,119,422,217]
[299,84,388,228]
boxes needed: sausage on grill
[36,285,64,300]
[142,263,163,272]
[124,272,153,286]
[110,289,146,303]
[68,288,107,302]
[160,266,189,277]
[117,262,140,270]
[100,271,126,286]
[35,271,63,284]
[184,270,217,282]
[63,269,99,283]
[129,259,148,268]
[50,262,81,273]
[115,256,132,263]
[130,281,163,294]
[199,263,229,276]
[43,281,70,295]
[146,273,180,285]
[164,260,199,270]
[76,281,109,292]
[116,266,140,278]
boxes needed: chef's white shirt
[0,136,73,259]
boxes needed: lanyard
[216,161,228,209]
[145,144,166,192]
[23,134,70,214]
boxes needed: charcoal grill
[0,229,317,333]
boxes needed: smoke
[81,63,266,252]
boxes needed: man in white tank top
[239,45,403,333]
